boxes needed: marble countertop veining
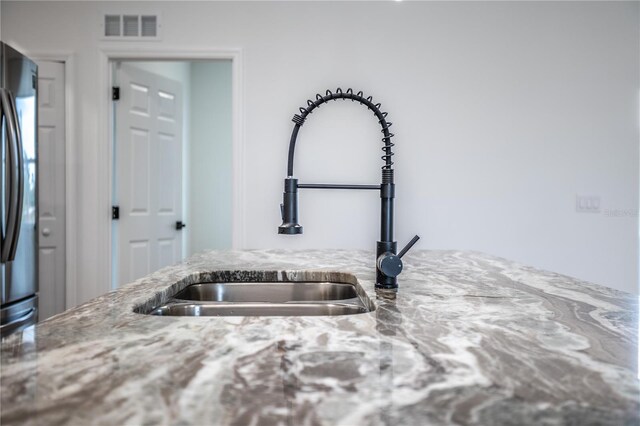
[1,250,638,426]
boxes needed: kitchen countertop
[1,250,638,425]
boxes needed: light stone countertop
[1,249,638,425]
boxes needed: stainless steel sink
[147,280,373,317]
[173,282,357,303]
[151,302,369,317]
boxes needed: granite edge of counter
[43,249,637,326]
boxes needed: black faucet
[278,88,420,291]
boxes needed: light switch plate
[576,195,601,213]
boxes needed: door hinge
[112,206,120,220]
[112,87,120,101]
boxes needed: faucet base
[376,240,399,290]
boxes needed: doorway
[110,59,233,288]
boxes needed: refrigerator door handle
[6,90,23,262]
[0,90,6,262]
[0,89,22,263]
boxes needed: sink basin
[144,279,374,317]
[150,302,369,317]
[173,282,357,302]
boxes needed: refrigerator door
[1,42,37,309]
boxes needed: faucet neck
[286,88,395,177]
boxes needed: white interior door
[37,60,66,321]
[114,63,183,286]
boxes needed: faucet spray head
[278,177,303,235]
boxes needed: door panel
[157,132,176,213]
[116,63,183,286]
[129,128,150,214]
[158,91,176,121]
[158,239,175,270]
[129,241,150,283]
[130,83,150,116]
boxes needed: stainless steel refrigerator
[0,42,38,336]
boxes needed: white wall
[188,60,233,255]
[1,1,638,300]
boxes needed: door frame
[100,47,244,292]
[29,51,78,309]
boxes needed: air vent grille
[141,16,157,37]
[123,15,139,36]
[105,15,121,37]
[102,14,160,40]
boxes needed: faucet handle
[398,235,420,258]
[377,253,403,278]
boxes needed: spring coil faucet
[278,88,420,291]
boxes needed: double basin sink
[147,280,374,317]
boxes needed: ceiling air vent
[102,14,161,40]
